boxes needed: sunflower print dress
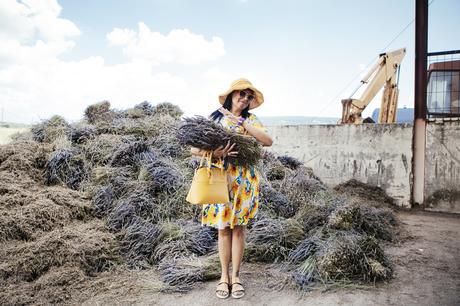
[201,113,268,230]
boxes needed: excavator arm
[340,48,406,124]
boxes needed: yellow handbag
[186,151,229,204]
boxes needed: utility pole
[412,0,428,205]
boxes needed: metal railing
[426,50,460,118]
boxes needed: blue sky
[1,0,459,124]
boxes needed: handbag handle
[197,152,213,179]
[198,151,224,174]
[199,152,207,168]
[198,151,214,168]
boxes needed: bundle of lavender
[176,116,262,167]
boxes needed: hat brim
[218,84,264,110]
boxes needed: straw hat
[218,78,264,110]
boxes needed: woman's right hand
[213,140,238,158]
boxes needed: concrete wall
[425,119,460,213]
[266,124,413,208]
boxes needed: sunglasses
[238,90,255,102]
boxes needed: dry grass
[158,254,220,292]
[0,101,401,298]
[0,220,121,282]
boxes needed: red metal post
[414,0,428,118]
[412,0,428,205]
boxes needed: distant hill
[0,126,30,145]
[0,121,31,128]
[371,108,414,123]
[1,117,342,129]
[259,116,339,126]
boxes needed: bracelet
[236,117,245,126]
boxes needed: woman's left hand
[218,107,243,125]
[218,107,272,146]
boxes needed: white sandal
[231,282,245,299]
[215,281,230,299]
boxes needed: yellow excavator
[340,48,406,124]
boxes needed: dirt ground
[73,210,459,306]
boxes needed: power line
[317,0,435,116]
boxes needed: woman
[190,78,273,299]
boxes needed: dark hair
[210,90,251,122]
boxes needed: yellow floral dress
[201,113,268,230]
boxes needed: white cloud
[106,28,136,46]
[201,67,230,81]
[0,0,79,69]
[0,0,80,42]
[0,39,75,66]
[107,22,226,65]
[0,55,191,122]
[0,1,227,124]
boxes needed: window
[427,70,460,117]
